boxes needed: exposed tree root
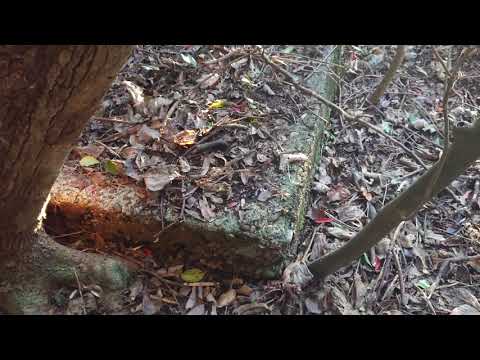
[0,231,137,314]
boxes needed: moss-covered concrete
[47,46,342,279]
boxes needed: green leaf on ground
[104,160,119,176]
[416,279,430,290]
[181,268,205,283]
[80,156,100,167]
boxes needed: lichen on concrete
[47,46,343,279]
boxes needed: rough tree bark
[0,45,134,314]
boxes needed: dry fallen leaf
[143,167,180,192]
[257,190,272,202]
[450,304,480,315]
[237,285,253,296]
[174,130,197,146]
[129,279,143,301]
[178,157,191,173]
[80,156,100,167]
[217,289,237,308]
[327,184,351,202]
[142,292,158,315]
[233,303,271,315]
[327,226,355,240]
[137,124,161,144]
[304,297,322,314]
[187,304,205,315]
[198,73,220,89]
[198,197,215,220]
[74,145,105,159]
[123,80,145,109]
[185,288,197,310]
[336,205,364,222]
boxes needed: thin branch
[432,47,452,78]
[393,249,406,307]
[73,268,87,315]
[259,50,428,169]
[259,51,352,120]
[354,116,429,169]
[91,116,132,124]
[203,48,250,65]
[368,46,406,106]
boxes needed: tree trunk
[0,45,134,313]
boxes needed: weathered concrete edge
[48,46,343,279]
[291,46,343,248]
[163,46,343,271]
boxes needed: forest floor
[49,45,480,315]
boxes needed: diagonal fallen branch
[306,117,480,280]
[259,50,428,169]
[272,46,480,287]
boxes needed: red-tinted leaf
[374,256,382,272]
[310,207,333,224]
[315,217,333,224]
[143,248,153,257]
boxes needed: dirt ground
[47,45,480,315]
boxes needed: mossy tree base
[0,231,136,314]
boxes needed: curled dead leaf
[336,205,364,222]
[327,226,355,240]
[174,130,197,146]
[217,289,237,308]
[137,124,161,144]
[178,157,191,173]
[450,304,480,315]
[123,80,145,109]
[237,284,253,296]
[144,166,180,192]
[198,196,215,220]
[257,190,272,202]
[233,303,271,315]
[327,184,351,202]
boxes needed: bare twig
[73,268,87,315]
[153,220,183,242]
[164,100,180,125]
[259,51,351,119]
[303,227,318,262]
[355,116,429,169]
[439,254,480,263]
[141,269,184,288]
[260,50,429,169]
[393,249,406,307]
[428,254,480,299]
[402,125,444,150]
[94,140,122,159]
[432,47,452,78]
[203,48,250,65]
[427,261,450,299]
[91,116,132,124]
